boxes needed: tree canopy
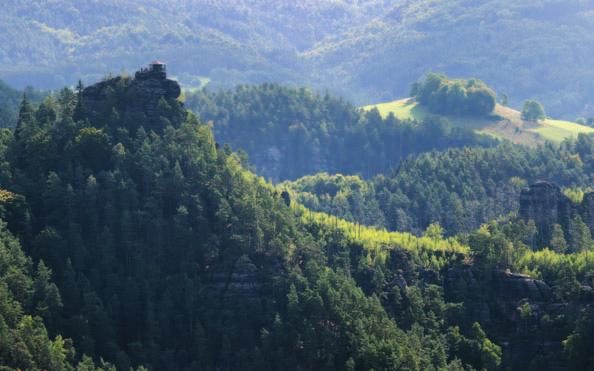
[522,100,547,121]
[412,73,497,116]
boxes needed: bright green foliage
[295,203,469,258]
[291,207,498,371]
[564,187,594,204]
[287,136,594,236]
[425,223,444,241]
[282,173,385,226]
[522,100,546,121]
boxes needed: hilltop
[364,98,594,145]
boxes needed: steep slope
[300,184,594,371]
[0,188,115,370]
[365,98,594,145]
[1,65,491,370]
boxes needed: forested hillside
[187,84,494,181]
[0,66,510,370]
[2,56,594,369]
[0,0,390,90]
[3,1,594,118]
[307,0,594,118]
[0,211,127,370]
[285,137,594,236]
[5,0,594,369]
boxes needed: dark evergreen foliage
[2,65,594,370]
[0,80,45,128]
[186,84,495,181]
[0,75,492,370]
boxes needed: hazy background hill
[2,0,594,118]
[0,0,390,89]
[308,0,594,118]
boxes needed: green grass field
[363,98,430,121]
[533,119,594,142]
[363,98,594,145]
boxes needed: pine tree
[15,95,35,140]
[550,224,567,253]
[569,216,592,252]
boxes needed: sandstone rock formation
[445,266,567,370]
[519,181,574,246]
[78,64,183,133]
[519,181,594,248]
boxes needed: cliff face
[445,266,570,370]
[519,181,594,248]
[519,181,574,246]
[79,66,183,132]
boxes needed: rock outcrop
[445,266,568,370]
[492,270,553,303]
[519,181,594,248]
[79,64,183,132]
[519,181,574,246]
[445,267,553,325]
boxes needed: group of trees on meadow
[411,73,497,116]
[411,73,553,123]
